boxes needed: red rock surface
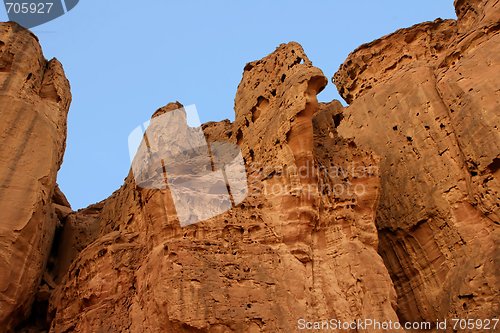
[46,43,397,332]
[0,22,71,331]
[0,0,498,332]
[335,0,499,325]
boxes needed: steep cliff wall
[0,22,71,331]
[335,0,499,325]
[0,0,498,331]
[47,43,398,333]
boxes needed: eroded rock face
[0,22,71,331]
[335,0,499,325]
[47,43,399,332]
[2,0,498,331]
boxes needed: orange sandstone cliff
[0,0,498,332]
[0,23,71,331]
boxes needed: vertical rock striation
[334,0,499,325]
[47,43,398,332]
[1,1,498,331]
[0,22,71,331]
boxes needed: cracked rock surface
[0,22,71,331]
[47,42,397,333]
[0,0,498,331]
[336,0,499,324]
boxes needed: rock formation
[0,0,498,331]
[46,43,398,332]
[0,22,71,331]
[335,0,499,324]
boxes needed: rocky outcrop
[0,22,71,331]
[1,0,498,331]
[335,0,499,325]
[47,43,399,332]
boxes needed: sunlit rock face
[0,22,71,331]
[335,0,499,325]
[1,0,498,331]
[47,42,397,333]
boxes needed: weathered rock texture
[0,22,71,331]
[1,0,498,332]
[46,43,399,332]
[335,0,499,326]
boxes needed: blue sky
[1,1,456,209]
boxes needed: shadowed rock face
[335,0,499,325]
[0,0,498,332]
[0,22,71,331]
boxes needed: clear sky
[1,1,456,209]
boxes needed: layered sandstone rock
[335,0,499,326]
[1,0,498,331]
[0,22,71,331]
[47,43,399,332]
